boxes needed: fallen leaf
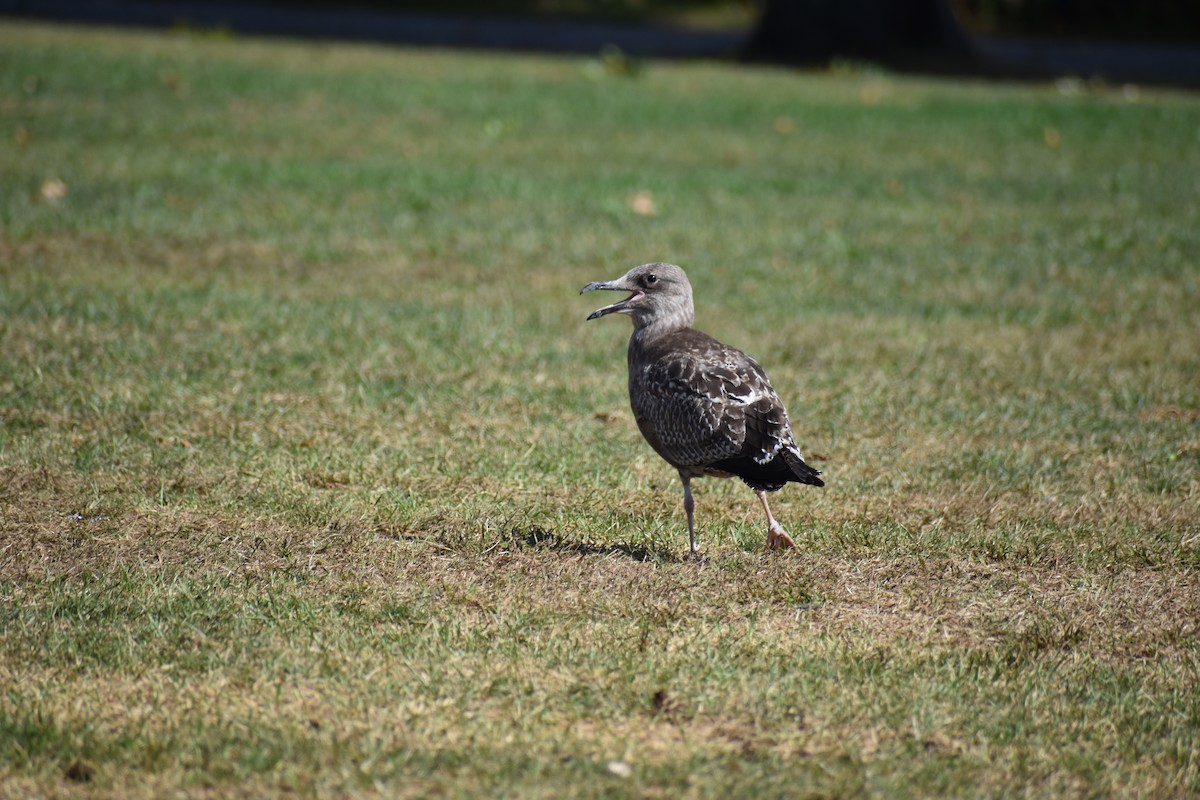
[40,178,68,202]
[64,760,94,783]
[627,190,656,216]
[860,83,884,105]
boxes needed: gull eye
[643,273,658,287]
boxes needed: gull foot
[765,526,795,551]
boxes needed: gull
[581,262,824,554]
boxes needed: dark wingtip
[796,467,825,487]
[782,449,825,487]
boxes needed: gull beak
[580,277,643,320]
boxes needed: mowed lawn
[1,19,1198,798]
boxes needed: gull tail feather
[783,447,824,487]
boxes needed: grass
[1,19,1199,798]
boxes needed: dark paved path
[0,0,744,57]
[4,0,1199,87]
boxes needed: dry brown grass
[4,487,1198,796]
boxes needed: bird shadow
[506,526,682,564]
[376,522,692,564]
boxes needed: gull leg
[756,490,795,550]
[679,471,698,555]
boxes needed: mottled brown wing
[632,338,791,471]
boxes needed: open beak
[580,278,643,320]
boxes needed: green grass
[2,20,1199,798]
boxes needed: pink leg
[756,490,795,550]
[679,471,698,555]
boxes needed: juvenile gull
[581,262,824,554]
